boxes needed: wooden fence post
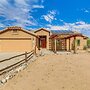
[34,46,36,55]
[25,52,27,62]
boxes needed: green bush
[87,38,90,48]
[83,46,87,50]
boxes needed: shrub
[83,46,87,50]
[87,38,90,48]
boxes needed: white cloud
[15,0,28,6]
[60,19,64,22]
[32,5,44,8]
[46,21,90,36]
[41,0,44,3]
[0,0,8,4]
[0,0,44,28]
[84,10,89,13]
[75,21,86,25]
[81,8,90,13]
[42,10,57,23]
[0,23,6,28]
[46,24,68,30]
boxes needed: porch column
[55,38,57,53]
[35,38,37,54]
[65,39,67,51]
[69,38,71,51]
[74,36,76,53]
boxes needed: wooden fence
[0,50,35,75]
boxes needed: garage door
[0,40,33,52]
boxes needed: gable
[35,28,50,33]
[0,27,37,39]
[35,28,50,36]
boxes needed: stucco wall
[66,36,87,51]
[66,39,69,51]
[75,37,87,50]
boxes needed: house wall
[49,39,52,50]
[66,39,69,51]
[75,36,87,50]
[35,30,50,49]
[66,36,87,51]
[70,37,74,50]
[0,29,36,52]
[50,39,55,51]
[0,40,1,51]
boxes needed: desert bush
[83,46,87,50]
[87,38,90,48]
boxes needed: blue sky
[0,0,90,36]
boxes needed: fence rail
[0,50,35,75]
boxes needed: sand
[0,52,90,90]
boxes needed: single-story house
[0,26,88,53]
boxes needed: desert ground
[0,52,90,90]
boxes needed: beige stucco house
[0,26,88,53]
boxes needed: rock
[6,75,13,80]
[1,78,7,84]
[5,75,10,80]
[15,65,26,72]
[11,71,17,77]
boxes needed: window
[77,39,80,46]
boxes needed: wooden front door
[40,36,46,48]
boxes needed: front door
[40,36,46,48]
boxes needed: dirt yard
[0,52,90,90]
